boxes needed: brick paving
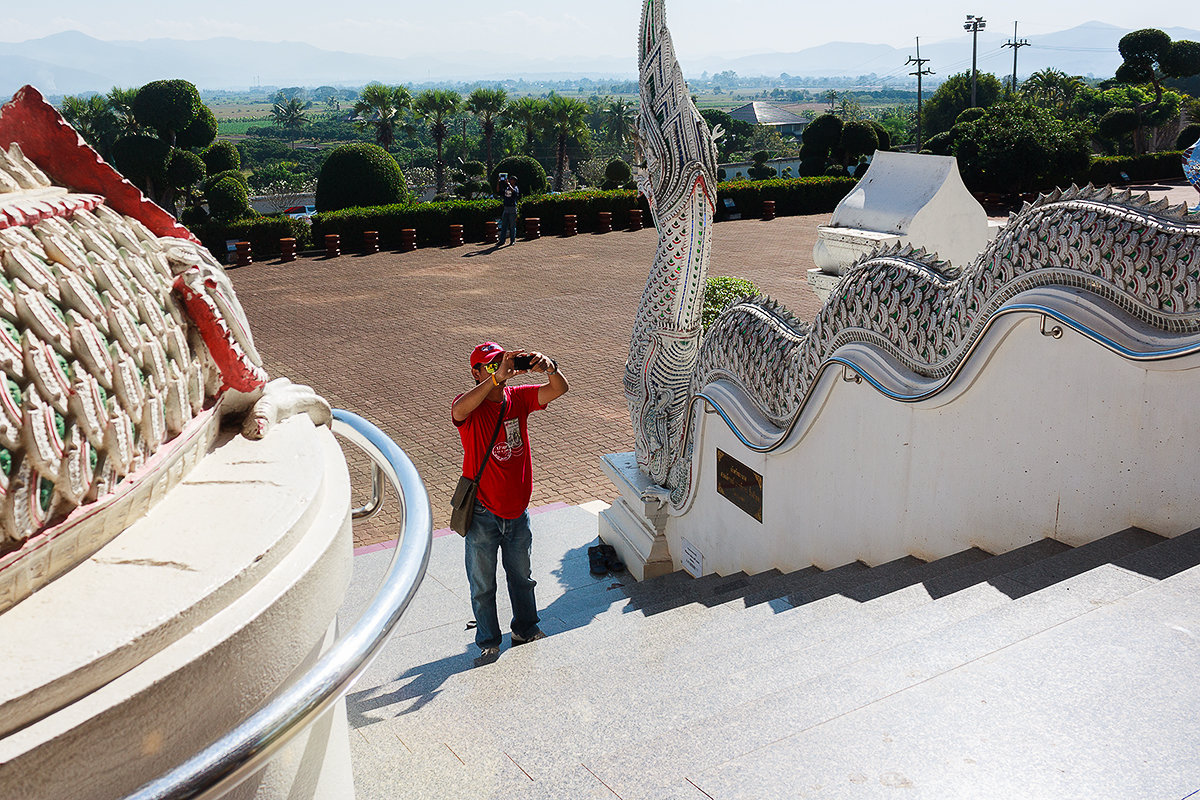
[229,214,828,547]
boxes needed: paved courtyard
[229,212,828,547]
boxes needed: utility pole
[963,14,987,107]
[906,37,934,150]
[1002,21,1030,94]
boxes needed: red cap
[470,341,503,367]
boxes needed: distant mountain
[2,22,1199,97]
[699,22,1200,82]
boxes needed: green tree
[921,71,1004,138]
[132,79,202,146]
[490,155,548,196]
[840,120,879,164]
[504,96,548,154]
[413,89,462,194]
[465,87,508,181]
[698,109,754,161]
[270,97,309,149]
[602,157,632,189]
[61,94,120,159]
[951,100,1090,194]
[1116,29,1200,153]
[603,97,638,146]
[353,82,413,150]
[202,140,241,175]
[110,78,214,212]
[545,96,590,191]
[1020,68,1086,113]
[315,143,407,212]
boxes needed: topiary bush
[202,140,241,175]
[208,175,250,221]
[176,104,217,150]
[112,134,170,184]
[702,275,760,331]
[1177,122,1200,150]
[132,79,202,140]
[204,168,249,194]
[489,155,548,196]
[164,149,205,190]
[315,143,407,212]
[602,157,632,189]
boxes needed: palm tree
[546,96,589,191]
[465,87,508,180]
[504,96,548,155]
[353,83,412,150]
[823,89,839,110]
[106,87,140,136]
[270,97,309,149]
[603,98,638,147]
[61,94,120,159]
[414,89,462,194]
[1019,69,1085,113]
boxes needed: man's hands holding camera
[493,350,555,383]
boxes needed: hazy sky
[0,0,1192,59]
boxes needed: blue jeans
[464,503,539,649]
[499,209,518,243]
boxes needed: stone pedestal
[0,417,355,800]
[235,241,252,267]
[563,214,577,236]
[324,234,340,258]
[363,230,380,254]
[448,224,464,247]
[627,208,643,231]
[400,229,416,252]
[524,217,540,240]
[279,237,297,263]
[597,211,612,233]
[598,452,674,581]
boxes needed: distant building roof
[730,102,810,127]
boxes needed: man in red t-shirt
[452,341,569,662]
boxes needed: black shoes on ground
[589,543,625,576]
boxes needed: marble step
[676,554,1200,800]
[584,555,1175,798]
[345,516,1196,799]
[346,536,1126,794]
[361,527,1183,799]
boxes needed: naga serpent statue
[626,1,1200,510]
[0,86,329,555]
[624,0,719,503]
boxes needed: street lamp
[964,14,987,107]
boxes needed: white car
[283,205,316,219]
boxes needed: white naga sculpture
[624,0,719,503]
[625,2,1200,516]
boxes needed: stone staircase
[340,505,1200,799]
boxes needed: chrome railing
[122,409,432,800]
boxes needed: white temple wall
[670,312,1200,577]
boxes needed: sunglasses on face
[480,360,501,374]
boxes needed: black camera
[513,354,534,370]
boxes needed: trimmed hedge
[224,177,860,256]
[195,215,312,260]
[715,176,858,219]
[518,190,650,235]
[311,199,502,248]
[1079,151,1186,186]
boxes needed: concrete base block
[599,452,674,581]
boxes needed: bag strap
[470,395,508,486]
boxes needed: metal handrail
[122,409,432,800]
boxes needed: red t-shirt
[453,384,546,520]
